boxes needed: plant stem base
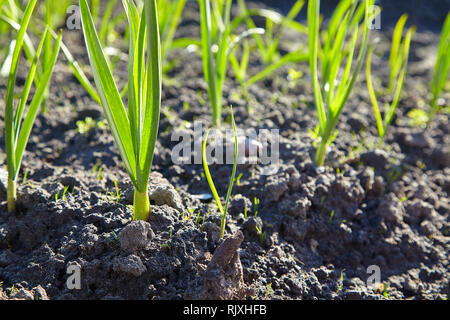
[315,140,327,166]
[7,178,16,212]
[133,189,150,221]
[220,215,226,239]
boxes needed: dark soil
[0,1,448,300]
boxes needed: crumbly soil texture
[0,1,449,300]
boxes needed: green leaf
[366,15,415,140]
[202,106,238,238]
[389,13,408,89]
[14,28,49,142]
[222,106,238,232]
[139,0,162,190]
[429,12,450,120]
[308,0,326,132]
[80,0,137,184]
[5,0,38,179]
[247,50,308,86]
[199,0,221,126]
[15,31,63,180]
[308,0,374,165]
[160,0,187,63]
[366,46,384,137]
[202,128,224,215]
[99,0,119,45]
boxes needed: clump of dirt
[200,231,253,300]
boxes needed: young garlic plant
[80,0,161,221]
[157,0,187,71]
[366,14,415,144]
[237,0,307,65]
[429,12,450,122]
[0,0,101,104]
[4,0,62,211]
[308,0,374,166]
[198,0,232,127]
[198,0,267,126]
[202,107,238,239]
[229,0,311,98]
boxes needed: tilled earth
[0,1,448,300]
